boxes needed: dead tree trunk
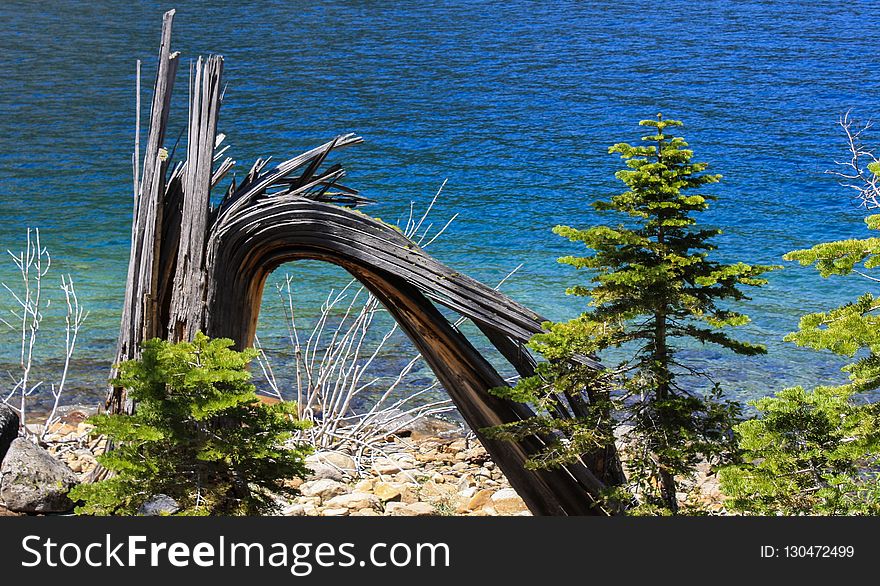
[110,9,624,515]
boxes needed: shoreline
[1,404,726,517]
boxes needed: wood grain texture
[109,11,622,514]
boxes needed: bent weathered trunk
[111,9,623,515]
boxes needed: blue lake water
[1,0,880,410]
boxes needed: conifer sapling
[490,115,778,513]
[70,333,312,515]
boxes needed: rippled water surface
[1,1,880,408]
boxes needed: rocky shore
[0,402,724,516]
[0,403,533,516]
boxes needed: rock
[67,458,84,474]
[458,487,477,500]
[465,489,494,512]
[322,507,349,517]
[393,471,416,484]
[457,473,477,490]
[371,458,404,475]
[47,422,78,438]
[306,463,345,482]
[0,404,19,464]
[324,492,380,511]
[24,424,43,437]
[447,438,469,452]
[393,502,435,516]
[56,405,98,424]
[368,410,462,440]
[351,508,380,516]
[373,481,404,502]
[0,438,77,513]
[317,452,357,473]
[354,478,375,492]
[490,488,528,515]
[283,504,307,516]
[383,501,408,515]
[137,494,180,516]
[283,477,304,490]
[299,479,347,501]
[430,472,445,483]
[306,452,357,481]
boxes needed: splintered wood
[111,9,621,515]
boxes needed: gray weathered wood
[111,9,180,413]
[109,11,623,515]
[167,54,224,342]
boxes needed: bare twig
[827,110,880,210]
[2,230,87,438]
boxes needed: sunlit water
[1,0,880,411]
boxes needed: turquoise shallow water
[1,0,880,409]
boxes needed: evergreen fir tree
[720,212,880,514]
[491,115,777,513]
[70,333,312,515]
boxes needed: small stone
[458,487,477,500]
[430,472,445,483]
[24,424,43,437]
[306,463,345,482]
[137,494,180,516]
[398,502,435,516]
[448,439,468,452]
[465,489,494,512]
[283,504,307,516]
[284,477,304,490]
[373,482,404,502]
[383,502,408,515]
[354,478,375,492]
[350,508,380,516]
[299,479,347,501]
[306,451,357,479]
[59,410,90,425]
[324,492,380,511]
[393,471,416,484]
[419,441,440,452]
[371,458,403,475]
[47,422,76,437]
[457,473,477,490]
[490,488,528,515]
[451,462,469,472]
[322,507,349,517]
[0,438,77,513]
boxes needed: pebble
[35,411,545,518]
[299,479,347,500]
